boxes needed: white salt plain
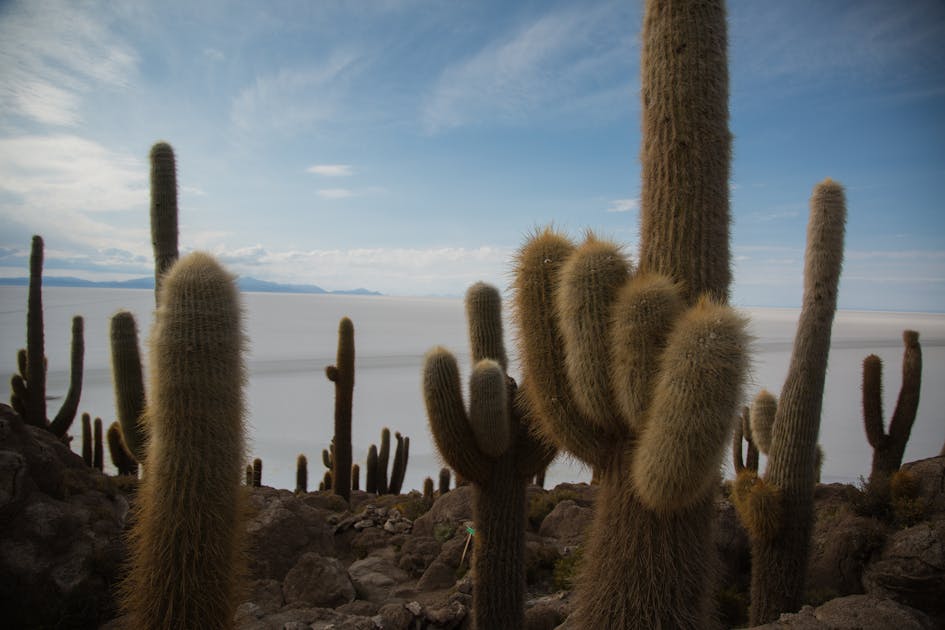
[1,286,943,493]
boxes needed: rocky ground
[1,403,943,629]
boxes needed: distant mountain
[0,275,381,296]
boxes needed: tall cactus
[296,454,308,494]
[10,235,84,439]
[150,142,179,301]
[511,2,747,626]
[110,311,148,463]
[862,330,922,487]
[425,282,555,630]
[326,317,354,502]
[81,412,92,466]
[93,416,103,471]
[733,179,846,624]
[122,252,247,630]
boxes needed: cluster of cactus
[9,235,85,440]
[364,427,409,495]
[122,252,247,630]
[424,282,556,629]
[862,330,922,492]
[731,179,847,625]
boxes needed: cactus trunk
[25,235,46,428]
[149,142,179,302]
[326,318,354,501]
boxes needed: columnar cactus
[424,282,555,630]
[388,432,409,495]
[93,417,103,471]
[81,412,92,466]
[110,311,148,463]
[511,2,748,626]
[439,467,451,495]
[10,235,84,439]
[326,317,354,501]
[351,463,360,491]
[296,454,308,494]
[122,252,247,630]
[377,427,391,494]
[862,331,922,487]
[108,421,139,477]
[150,142,179,301]
[252,458,263,488]
[733,406,759,473]
[732,179,846,624]
[365,445,378,494]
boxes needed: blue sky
[0,0,943,310]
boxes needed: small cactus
[252,458,263,488]
[81,412,92,466]
[439,467,451,495]
[296,454,308,493]
[93,417,103,472]
[107,421,138,477]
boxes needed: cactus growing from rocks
[81,412,92,466]
[110,311,148,463]
[732,179,846,625]
[326,317,354,501]
[365,445,378,494]
[10,236,84,440]
[150,142,179,301]
[108,421,138,477]
[424,282,556,630]
[296,454,308,493]
[93,417,103,471]
[122,252,247,630]
[439,467,451,495]
[252,458,263,488]
[862,331,922,489]
[351,463,360,491]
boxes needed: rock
[900,457,945,516]
[538,499,592,549]
[397,534,441,577]
[377,602,415,630]
[807,506,886,598]
[282,552,356,608]
[245,578,285,614]
[749,594,936,629]
[0,405,129,629]
[418,535,468,591]
[525,592,571,630]
[715,495,751,588]
[412,485,474,538]
[862,517,945,617]
[347,548,411,604]
[245,487,335,581]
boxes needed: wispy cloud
[0,0,137,127]
[607,198,638,213]
[307,164,353,177]
[422,4,634,132]
[317,188,355,199]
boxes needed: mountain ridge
[0,275,381,296]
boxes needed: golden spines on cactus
[750,389,777,455]
[466,281,508,372]
[731,470,783,541]
[122,252,246,630]
[149,142,179,300]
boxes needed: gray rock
[749,594,936,629]
[412,485,473,538]
[348,548,411,604]
[282,552,356,608]
[538,499,592,548]
[862,517,945,616]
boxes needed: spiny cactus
[365,445,378,494]
[351,463,360,491]
[245,465,253,486]
[110,311,148,463]
[377,427,391,494]
[108,421,138,477]
[362,427,409,495]
[733,406,759,474]
[150,142,179,301]
[296,454,308,494]
[252,458,263,488]
[423,477,434,502]
[326,317,354,501]
[862,331,922,489]
[93,417,104,472]
[424,282,556,630]
[439,467,451,495]
[10,236,84,440]
[389,432,409,495]
[732,179,846,625]
[81,412,92,466]
[122,252,246,630]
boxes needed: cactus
[377,427,391,494]
[351,463,360,491]
[110,311,148,463]
[439,467,451,495]
[424,282,555,630]
[365,445,378,494]
[296,454,308,493]
[423,477,434,502]
[733,406,760,474]
[252,458,263,488]
[10,235,84,440]
[81,412,92,466]
[388,432,409,495]
[863,331,922,488]
[108,421,139,477]
[245,465,252,486]
[150,142,179,301]
[122,252,246,630]
[325,317,354,501]
[93,417,103,471]
[732,179,846,624]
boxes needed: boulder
[900,456,945,516]
[347,547,411,604]
[412,485,474,538]
[748,594,935,629]
[282,552,356,608]
[807,507,886,598]
[397,534,441,577]
[538,499,592,549]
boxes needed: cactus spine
[733,179,847,624]
[863,331,922,487]
[511,3,748,626]
[10,235,84,438]
[150,142,179,301]
[110,310,148,463]
[424,282,555,630]
[325,317,355,501]
[122,252,247,630]
[296,454,308,493]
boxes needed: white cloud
[607,198,639,213]
[422,4,634,132]
[317,188,355,199]
[307,164,353,177]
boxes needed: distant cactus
[122,252,246,630]
[110,311,148,463]
[863,331,922,488]
[296,454,308,493]
[10,235,84,440]
[81,412,92,466]
[732,179,846,625]
[108,421,138,477]
[425,282,555,629]
[252,458,263,488]
[377,427,391,494]
[365,445,378,494]
[389,432,409,495]
[149,142,179,301]
[351,463,360,491]
[439,467,451,495]
[363,427,409,495]
[245,465,252,486]
[325,317,354,502]
[93,417,103,472]
[423,477,434,502]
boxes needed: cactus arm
[750,389,778,456]
[861,355,885,449]
[149,142,179,301]
[631,298,748,512]
[26,235,47,428]
[110,311,148,463]
[512,229,611,467]
[50,316,84,438]
[107,422,138,477]
[423,347,492,484]
[466,282,508,372]
[888,331,921,453]
[468,361,510,458]
[731,471,783,541]
[10,371,28,417]
[388,432,405,494]
[377,427,391,494]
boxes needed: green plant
[732,179,847,625]
[425,282,556,630]
[9,235,84,440]
[121,252,246,630]
[149,142,179,301]
[296,454,308,493]
[325,317,354,501]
